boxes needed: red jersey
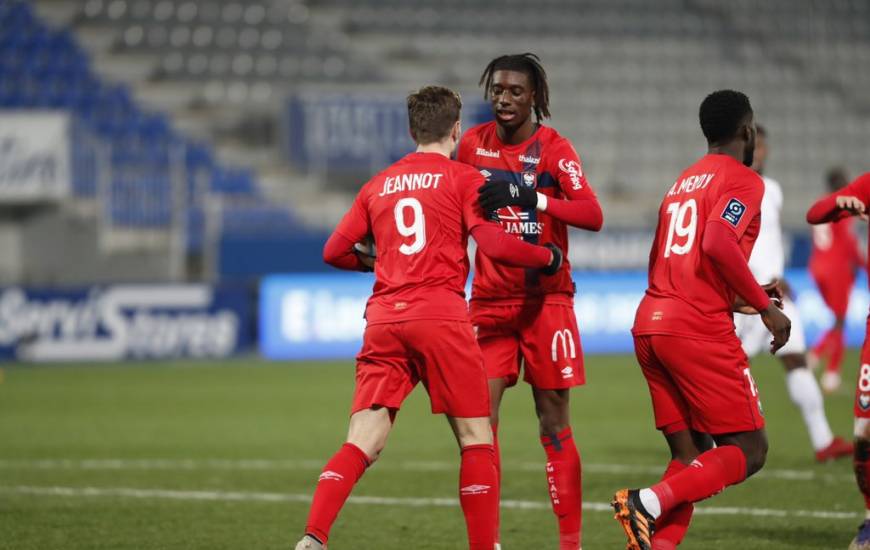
[633,154,764,341]
[332,152,490,325]
[807,172,870,289]
[810,214,864,275]
[457,121,599,304]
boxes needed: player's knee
[452,417,494,447]
[855,418,870,439]
[855,436,870,460]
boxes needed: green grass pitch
[0,351,861,549]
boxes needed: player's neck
[707,143,744,164]
[415,141,452,158]
[496,120,538,146]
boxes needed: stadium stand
[44,0,868,231]
[1,0,868,280]
[0,0,306,281]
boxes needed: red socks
[460,444,499,550]
[816,327,845,373]
[541,427,582,550]
[304,443,371,544]
[652,460,694,550]
[651,446,746,515]
[826,327,845,374]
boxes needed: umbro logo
[561,366,573,379]
[318,470,344,482]
[479,169,492,180]
[460,484,491,496]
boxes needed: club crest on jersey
[522,171,536,188]
[558,159,583,190]
[721,198,747,227]
[860,393,870,411]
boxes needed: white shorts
[734,297,806,358]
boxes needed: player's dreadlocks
[479,53,550,121]
[698,89,753,144]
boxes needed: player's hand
[762,279,785,304]
[836,195,869,221]
[760,302,791,354]
[541,243,562,276]
[353,238,376,272]
[478,179,537,212]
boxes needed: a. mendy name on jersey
[0,285,243,361]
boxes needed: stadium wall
[260,269,869,360]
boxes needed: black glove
[542,243,563,276]
[478,179,537,212]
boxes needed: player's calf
[716,429,768,477]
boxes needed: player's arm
[477,140,603,231]
[471,223,560,273]
[322,193,373,272]
[703,180,790,351]
[806,173,870,224]
[733,280,783,314]
[462,172,560,273]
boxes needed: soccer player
[294,86,562,550]
[456,53,603,550]
[733,126,852,462]
[612,90,791,550]
[809,168,866,393]
[806,173,870,550]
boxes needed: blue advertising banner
[0,284,252,362]
[284,91,491,173]
[260,270,869,360]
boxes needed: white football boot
[295,535,325,550]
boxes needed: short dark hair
[699,90,753,144]
[479,53,550,121]
[406,86,462,145]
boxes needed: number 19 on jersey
[664,199,697,258]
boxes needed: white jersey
[747,175,784,284]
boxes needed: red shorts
[854,316,870,418]
[470,302,585,390]
[352,319,490,418]
[811,267,854,318]
[633,333,765,435]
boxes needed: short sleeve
[334,187,371,243]
[545,138,596,200]
[708,172,764,239]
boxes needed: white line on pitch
[0,458,852,482]
[0,485,858,521]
